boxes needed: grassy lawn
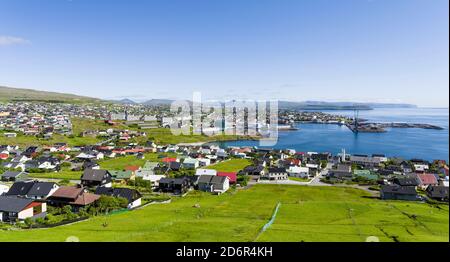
[2,118,256,147]
[288,177,311,182]
[205,159,252,172]
[71,117,111,135]
[28,170,82,181]
[0,184,447,242]
[0,118,103,147]
[141,128,256,145]
[98,153,177,170]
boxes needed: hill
[0,86,101,103]
[141,99,174,106]
[0,185,447,242]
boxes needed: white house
[0,184,9,195]
[3,133,17,138]
[136,170,165,187]
[38,161,58,170]
[0,197,47,222]
[288,166,309,178]
[183,158,199,169]
[414,164,429,172]
[76,152,104,160]
[306,163,319,169]
[264,168,288,180]
[197,175,230,194]
[198,158,211,167]
[12,155,30,163]
[195,169,217,176]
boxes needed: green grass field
[0,185,447,242]
[288,177,311,182]
[205,159,252,172]
[98,152,178,170]
[139,128,257,145]
[28,170,82,181]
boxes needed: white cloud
[0,36,30,46]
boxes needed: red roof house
[0,153,9,160]
[217,172,237,184]
[416,173,439,188]
[125,166,141,172]
[162,157,178,163]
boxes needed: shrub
[92,195,129,214]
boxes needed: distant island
[114,98,418,111]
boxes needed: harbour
[214,108,450,161]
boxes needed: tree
[24,218,35,228]
[320,160,328,169]
[237,175,249,186]
[94,195,128,214]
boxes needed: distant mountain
[278,101,417,110]
[0,86,100,103]
[363,103,417,109]
[278,101,372,110]
[115,98,137,105]
[141,99,174,106]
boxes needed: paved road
[258,165,332,187]
[308,166,331,186]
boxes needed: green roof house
[109,170,133,181]
[353,170,378,180]
[142,161,159,171]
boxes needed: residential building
[0,196,47,222]
[197,175,230,194]
[81,169,112,188]
[380,185,418,201]
[95,187,142,209]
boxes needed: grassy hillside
[0,86,100,103]
[205,159,252,172]
[0,185,447,242]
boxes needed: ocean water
[214,108,449,161]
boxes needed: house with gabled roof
[0,196,47,222]
[109,170,133,181]
[0,171,28,182]
[95,187,142,209]
[416,173,439,190]
[26,182,59,199]
[195,169,217,176]
[47,186,100,210]
[197,175,230,194]
[182,158,199,169]
[393,176,419,187]
[380,185,418,201]
[158,177,190,195]
[142,161,159,171]
[81,169,112,188]
[4,181,34,197]
[0,183,9,195]
[217,172,237,184]
[426,186,449,202]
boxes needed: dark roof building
[81,169,112,188]
[1,171,28,182]
[380,185,418,201]
[95,187,142,204]
[426,186,449,202]
[0,196,47,222]
[27,182,59,199]
[4,181,34,197]
[393,177,419,187]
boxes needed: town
[0,101,448,242]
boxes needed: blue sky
[0,0,448,107]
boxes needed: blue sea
[214,108,449,161]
